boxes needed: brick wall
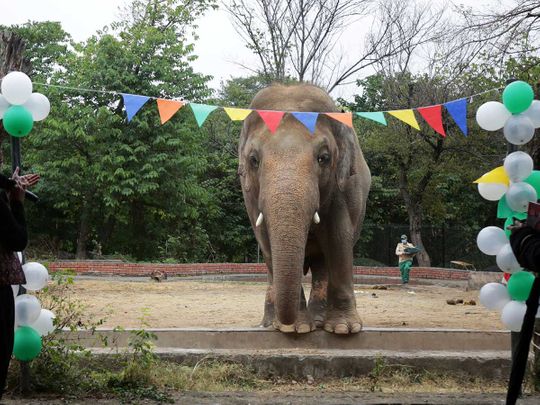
[47,261,470,281]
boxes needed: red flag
[417,105,446,137]
[257,110,285,134]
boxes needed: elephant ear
[333,122,358,192]
[238,124,252,192]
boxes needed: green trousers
[399,260,413,283]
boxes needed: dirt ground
[68,278,504,330]
[5,392,540,405]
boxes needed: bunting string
[34,82,504,137]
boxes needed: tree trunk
[407,202,431,267]
[0,31,30,167]
[76,205,90,259]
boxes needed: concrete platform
[66,328,512,379]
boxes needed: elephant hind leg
[261,282,275,327]
[307,258,328,328]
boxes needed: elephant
[238,84,371,334]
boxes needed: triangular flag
[224,107,252,121]
[387,109,420,130]
[156,99,183,124]
[444,98,468,136]
[417,105,446,137]
[257,110,285,133]
[355,111,387,126]
[291,112,319,134]
[121,93,150,122]
[190,103,218,127]
[325,112,353,128]
[473,166,510,185]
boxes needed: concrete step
[89,347,510,379]
[68,327,510,351]
[68,328,512,379]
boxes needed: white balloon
[477,226,508,256]
[504,114,535,145]
[479,282,510,310]
[505,182,537,212]
[1,71,32,105]
[29,309,55,336]
[22,262,49,291]
[478,183,508,201]
[15,294,41,326]
[501,300,526,332]
[23,92,50,121]
[504,151,533,182]
[496,244,522,273]
[0,95,10,118]
[11,284,19,299]
[476,101,511,131]
[523,100,540,128]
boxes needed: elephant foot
[323,308,362,334]
[308,299,327,328]
[272,310,316,334]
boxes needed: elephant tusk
[313,212,320,224]
[256,212,264,227]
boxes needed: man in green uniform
[395,234,416,284]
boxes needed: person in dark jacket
[510,224,540,273]
[0,168,39,400]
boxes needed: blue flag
[121,93,150,122]
[291,112,319,134]
[444,98,467,136]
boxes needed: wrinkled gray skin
[238,84,371,334]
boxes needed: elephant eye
[317,153,331,166]
[249,154,260,169]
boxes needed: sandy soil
[68,278,504,330]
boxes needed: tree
[456,0,540,62]
[225,0,446,92]
[8,0,219,259]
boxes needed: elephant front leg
[322,237,362,334]
[272,284,315,333]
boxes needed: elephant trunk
[262,173,317,326]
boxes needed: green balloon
[507,271,535,301]
[2,105,33,137]
[504,212,527,237]
[502,81,534,114]
[525,170,540,195]
[13,326,42,362]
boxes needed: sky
[0,0,505,101]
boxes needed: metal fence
[354,224,493,270]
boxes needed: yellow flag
[473,166,510,185]
[387,109,420,130]
[224,107,252,121]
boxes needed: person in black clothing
[0,168,39,400]
[510,223,540,273]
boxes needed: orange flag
[157,99,184,124]
[324,112,353,128]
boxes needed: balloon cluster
[12,259,55,362]
[475,80,540,331]
[0,72,50,137]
